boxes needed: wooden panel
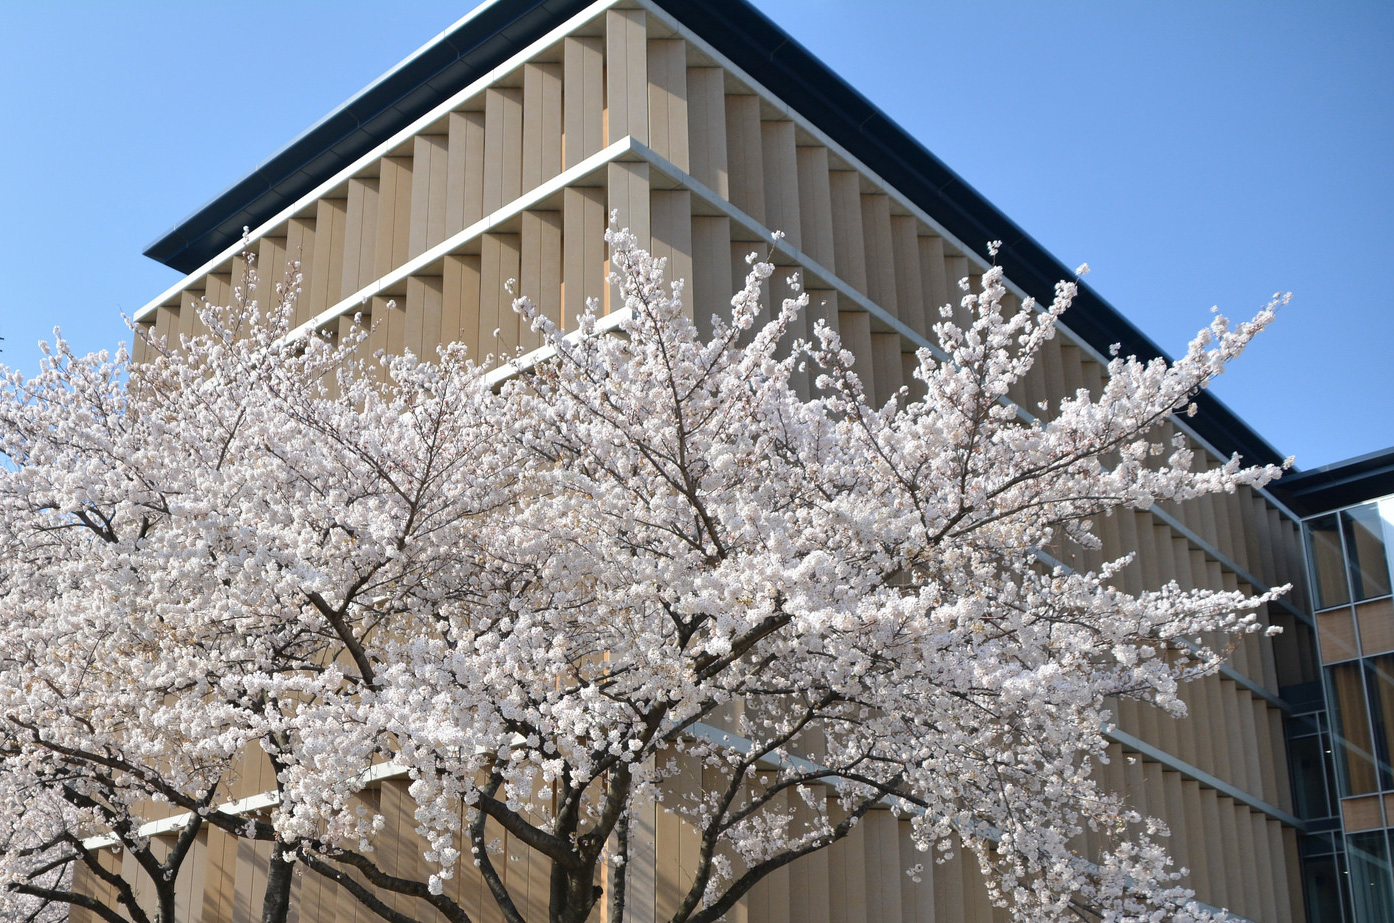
[724,95,765,223]
[296,842,324,923]
[1231,684,1261,795]
[901,350,923,401]
[760,120,800,248]
[796,145,835,268]
[827,804,869,923]
[1198,787,1229,910]
[1215,795,1244,917]
[406,274,444,359]
[606,8,648,144]
[838,310,874,402]
[1179,779,1213,905]
[1160,771,1192,896]
[256,235,289,315]
[338,313,366,382]
[788,793,832,923]
[409,135,449,257]
[564,36,605,168]
[483,88,523,214]
[731,240,768,348]
[374,155,413,281]
[960,844,998,923]
[132,320,153,365]
[890,217,926,338]
[202,826,238,923]
[446,110,486,234]
[564,185,607,328]
[520,209,563,351]
[1256,697,1283,809]
[178,290,200,345]
[308,197,347,319]
[333,790,378,923]
[930,839,965,923]
[828,171,866,292]
[859,194,895,314]
[627,791,658,923]
[1251,813,1279,923]
[608,161,650,314]
[126,840,155,918]
[342,176,380,295]
[357,296,391,381]
[918,236,950,323]
[770,268,809,396]
[870,332,902,408]
[523,61,563,191]
[943,254,970,327]
[376,293,406,367]
[863,812,903,923]
[1317,608,1359,662]
[442,253,482,353]
[898,817,933,923]
[1200,649,1234,781]
[653,767,699,919]
[650,189,694,309]
[233,837,271,923]
[647,39,689,171]
[1357,598,1394,655]
[608,160,650,244]
[1282,826,1304,923]
[286,215,317,327]
[1036,328,1067,421]
[690,214,733,341]
[759,792,792,923]
[479,232,522,360]
[1342,793,1384,831]
[377,781,407,917]
[686,66,728,196]
[152,301,177,355]
[1231,802,1259,920]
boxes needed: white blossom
[0,230,1287,923]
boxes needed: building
[1274,450,1394,922]
[73,0,1377,919]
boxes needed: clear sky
[1,0,1390,470]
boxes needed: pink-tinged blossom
[0,232,1288,923]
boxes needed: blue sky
[1,1,1390,469]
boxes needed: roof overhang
[1274,446,1394,516]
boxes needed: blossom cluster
[0,233,1286,923]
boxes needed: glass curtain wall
[1306,497,1394,921]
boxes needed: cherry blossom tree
[0,232,1287,923]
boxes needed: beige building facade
[73,0,1346,920]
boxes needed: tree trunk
[156,882,177,923]
[261,841,295,923]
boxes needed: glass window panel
[1348,831,1394,923]
[1289,712,1322,738]
[1302,854,1347,923]
[1309,513,1352,609]
[1344,503,1392,603]
[1329,662,1380,795]
[1290,734,1337,818]
[1367,655,1394,791]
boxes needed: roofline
[1273,446,1394,517]
[142,0,593,270]
[142,0,1287,470]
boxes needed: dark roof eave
[1273,447,1394,516]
